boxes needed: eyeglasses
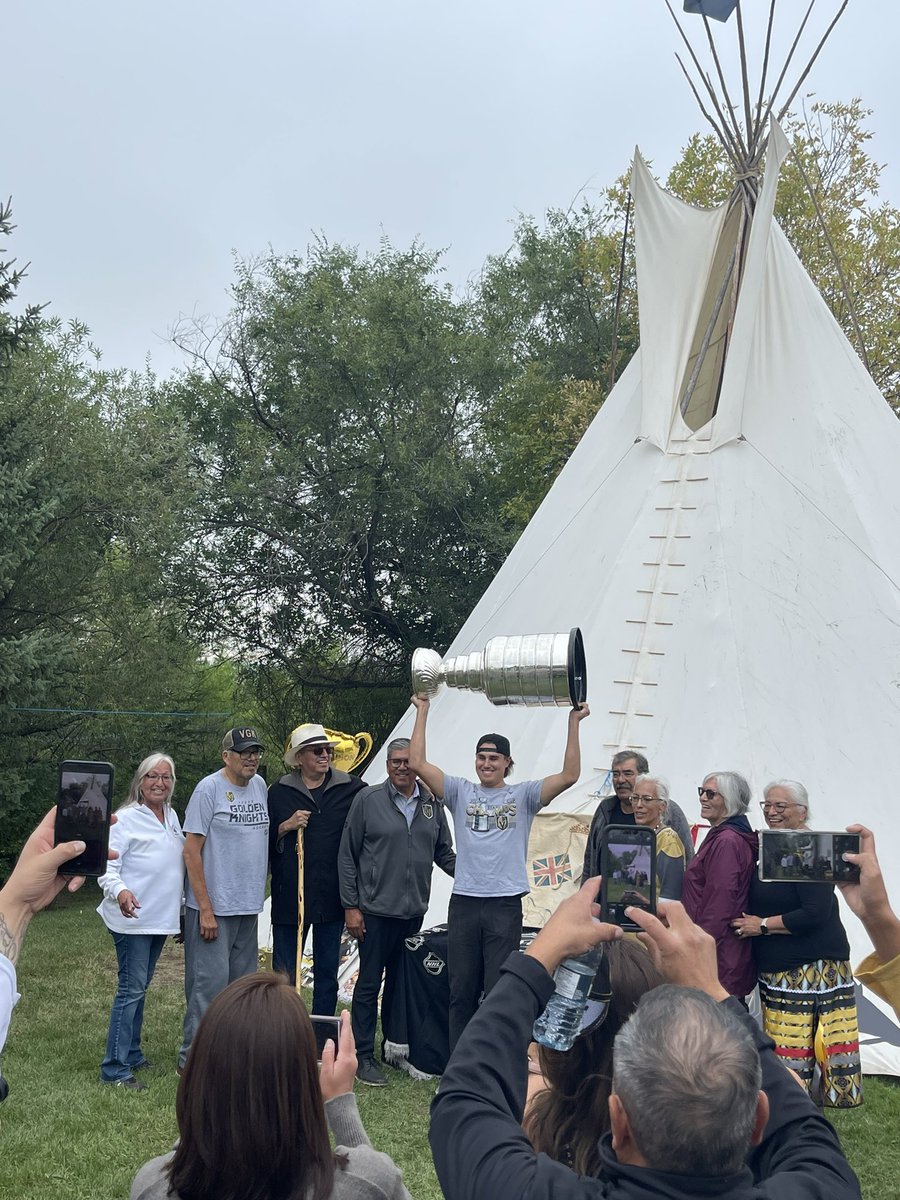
[388,758,410,768]
[760,802,797,814]
[631,794,660,806]
[305,745,333,758]
[697,787,722,801]
[231,749,263,761]
[144,772,173,783]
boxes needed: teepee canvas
[364,119,900,1073]
[361,6,900,1073]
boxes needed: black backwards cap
[476,733,511,757]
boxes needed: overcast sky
[4,1,896,375]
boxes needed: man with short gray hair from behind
[610,986,764,1178]
[430,887,861,1200]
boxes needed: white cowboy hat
[283,723,339,769]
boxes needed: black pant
[351,913,423,1061]
[447,894,523,1051]
[272,921,343,1015]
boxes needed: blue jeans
[101,931,166,1082]
[273,921,342,1014]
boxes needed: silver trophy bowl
[411,628,586,708]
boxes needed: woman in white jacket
[97,752,184,1090]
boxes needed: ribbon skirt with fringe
[758,957,862,1108]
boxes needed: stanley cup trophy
[411,627,586,708]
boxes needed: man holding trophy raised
[409,693,589,1049]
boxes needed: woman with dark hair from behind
[524,939,663,1175]
[130,973,411,1200]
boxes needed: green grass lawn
[2,895,898,1199]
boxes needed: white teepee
[364,117,900,1073]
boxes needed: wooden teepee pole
[608,190,632,395]
[735,4,755,147]
[751,0,817,154]
[752,0,778,137]
[699,12,748,157]
[775,0,850,124]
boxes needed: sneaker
[175,1064,184,1078]
[114,1077,147,1092]
[355,1057,387,1087]
[132,1060,152,1072]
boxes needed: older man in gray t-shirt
[409,696,590,1050]
[178,726,269,1071]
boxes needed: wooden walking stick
[295,822,305,995]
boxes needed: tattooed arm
[0,808,98,965]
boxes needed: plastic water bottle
[533,943,604,1051]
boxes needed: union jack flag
[531,853,572,888]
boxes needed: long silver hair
[120,752,177,809]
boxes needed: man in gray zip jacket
[339,737,456,1086]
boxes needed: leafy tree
[0,202,62,724]
[476,195,637,526]
[0,275,213,869]
[168,240,509,729]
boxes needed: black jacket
[582,795,694,881]
[338,781,455,920]
[747,877,850,974]
[429,952,860,1200]
[267,768,367,925]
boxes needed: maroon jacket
[682,814,759,997]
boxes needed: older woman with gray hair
[730,780,862,1107]
[681,772,758,998]
[97,752,184,1089]
[630,775,686,901]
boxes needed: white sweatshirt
[0,954,17,1054]
[97,803,185,934]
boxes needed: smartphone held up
[308,1014,342,1062]
[758,829,860,884]
[53,760,115,877]
[600,825,657,930]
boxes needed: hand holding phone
[627,900,728,1001]
[758,830,861,884]
[600,825,657,930]
[309,1014,343,1063]
[318,1011,357,1099]
[54,761,115,877]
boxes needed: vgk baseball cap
[222,726,265,752]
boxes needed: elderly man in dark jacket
[267,723,366,1015]
[582,750,694,883]
[339,737,455,1086]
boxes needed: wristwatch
[759,918,769,936]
